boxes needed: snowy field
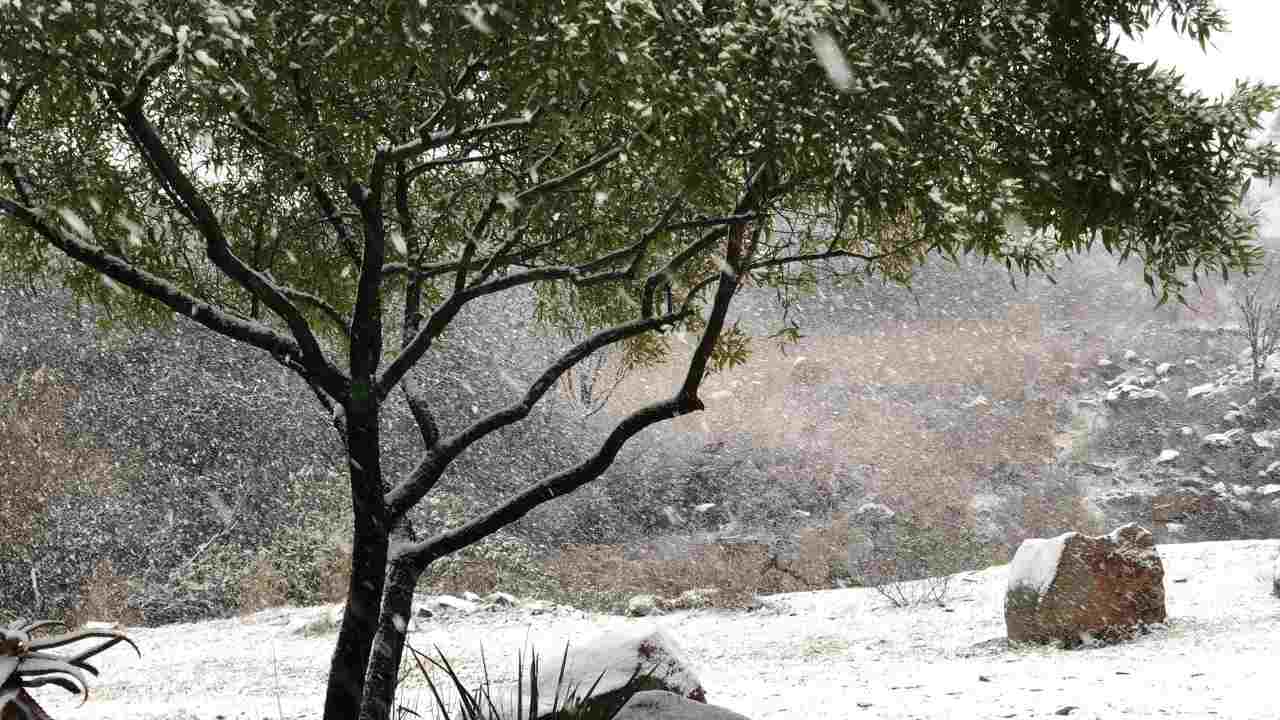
[37,539,1280,720]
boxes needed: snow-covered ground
[37,539,1280,720]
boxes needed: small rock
[626,594,662,617]
[855,502,896,524]
[1055,706,1079,716]
[1187,382,1218,399]
[424,594,480,614]
[1155,362,1174,377]
[1201,429,1245,449]
[1123,350,1138,361]
[1251,430,1280,449]
[461,591,481,602]
[484,591,518,608]
[1154,449,1180,465]
[1185,358,1198,367]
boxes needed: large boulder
[512,625,706,719]
[1005,524,1166,646]
[613,691,752,720]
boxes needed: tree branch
[384,111,542,167]
[384,308,687,522]
[394,216,747,566]
[0,195,310,367]
[109,87,348,400]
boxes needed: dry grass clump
[314,531,353,604]
[545,529,847,610]
[0,367,114,553]
[237,552,289,614]
[68,558,142,628]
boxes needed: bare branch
[662,212,760,232]
[404,148,523,181]
[377,202,678,398]
[0,195,309,366]
[278,285,351,337]
[393,210,749,565]
[110,87,348,399]
[384,308,687,521]
[384,111,542,167]
[394,163,441,450]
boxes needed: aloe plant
[0,618,139,720]
[405,640,653,720]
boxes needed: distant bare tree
[1234,261,1280,396]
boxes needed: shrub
[237,552,289,615]
[0,367,115,619]
[67,558,142,628]
[853,514,993,608]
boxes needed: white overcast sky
[1118,1,1280,232]
[1116,1,1280,100]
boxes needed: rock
[1225,409,1248,426]
[1095,357,1125,380]
[1123,349,1138,362]
[1154,449,1180,465]
[1187,382,1218,399]
[515,626,707,719]
[1184,358,1198,367]
[462,591,481,602]
[1107,368,1154,388]
[1155,362,1175,377]
[1005,524,1166,646]
[661,589,717,611]
[1258,483,1280,497]
[1252,430,1280,449]
[614,691,752,720]
[692,503,717,514]
[1180,426,1195,437]
[854,502,896,524]
[626,594,662,617]
[484,591,518,608]
[1201,429,1245,449]
[418,594,479,615]
[1105,384,1167,405]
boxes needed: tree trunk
[356,557,422,720]
[324,404,391,720]
[323,528,389,719]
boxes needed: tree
[1,2,1277,718]
[1234,260,1280,396]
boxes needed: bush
[237,552,290,614]
[0,367,117,620]
[852,513,994,608]
[67,558,142,628]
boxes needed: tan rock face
[1005,524,1166,646]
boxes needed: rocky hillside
[3,242,1278,626]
